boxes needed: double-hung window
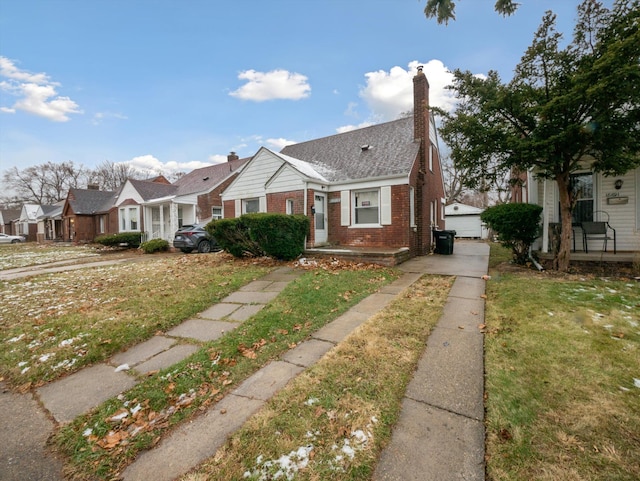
[212,207,223,220]
[119,206,139,232]
[354,190,379,225]
[569,173,593,223]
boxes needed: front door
[314,193,327,244]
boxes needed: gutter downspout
[529,246,544,271]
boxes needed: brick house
[221,67,446,258]
[62,187,118,242]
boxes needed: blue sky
[0,0,607,178]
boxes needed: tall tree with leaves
[438,0,640,271]
[425,0,519,24]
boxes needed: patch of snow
[114,363,130,372]
[634,378,640,389]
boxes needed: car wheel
[180,248,193,253]
[197,240,211,253]
[11,239,19,244]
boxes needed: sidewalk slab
[133,344,199,375]
[122,395,263,481]
[167,319,238,342]
[233,361,304,401]
[281,339,335,367]
[312,310,370,344]
[0,382,64,481]
[37,364,137,423]
[352,292,397,315]
[227,303,265,321]
[198,303,240,320]
[379,272,423,295]
[262,267,301,282]
[111,336,175,367]
[373,399,484,481]
[239,280,274,291]
[222,290,279,304]
[406,326,484,421]
[438,296,486,331]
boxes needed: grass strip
[53,265,399,480]
[179,275,453,481]
[0,254,270,387]
[484,247,640,480]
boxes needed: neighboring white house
[520,163,640,253]
[445,202,488,239]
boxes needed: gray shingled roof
[68,188,117,214]
[173,157,249,195]
[280,117,419,183]
[128,179,178,201]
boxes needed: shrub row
[207,213,310,261]
[94,232,142,248]
[139,238,170,254]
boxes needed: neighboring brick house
[221,67,446,257]
[62,187,118,242]
[172,153,249,222]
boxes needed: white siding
[115,180,144,205]
[266,165,305,193]
[222,150,283,200]
[598,170,639,251]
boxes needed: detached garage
[445,202,487,239]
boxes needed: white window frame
[119,206,140,232]
[286,199,295,215]
[99,215,105,234]
[242,198,260,214]
[352,189,380,227]
[212,206,223,220]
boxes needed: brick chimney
[413,65,430,148]
[227,151,239,162]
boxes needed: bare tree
[87,160,150,191]
[1,161,87,204]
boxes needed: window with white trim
[212,206,223,220]
[286,199,294,215]
[119,206,139,231]
[353,189,379,225]
[243,198,260,214]
[429,143,433,172]
[99,215,105,234]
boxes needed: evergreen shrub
[481,203,542,264]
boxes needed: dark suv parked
[173,223,220,253]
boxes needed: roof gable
[172,157,249,195]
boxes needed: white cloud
[336,121,376,134]
[124,155,212,175]
[266,137,296,150]
[92,111,128,125]
[0,56,82,122]
[229,69,311,101]
[208,154,228,164]
[359,60,457,121]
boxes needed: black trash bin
[434,230,456,255]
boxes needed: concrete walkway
[1,241,489,481]
[374,241,490,481]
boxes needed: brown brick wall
[197,175,238,220]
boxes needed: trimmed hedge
[94,232,143,248]
[481,203,542,264]
[207,213,310,260]
[140,238,170,254]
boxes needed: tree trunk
[554,175,572,272]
